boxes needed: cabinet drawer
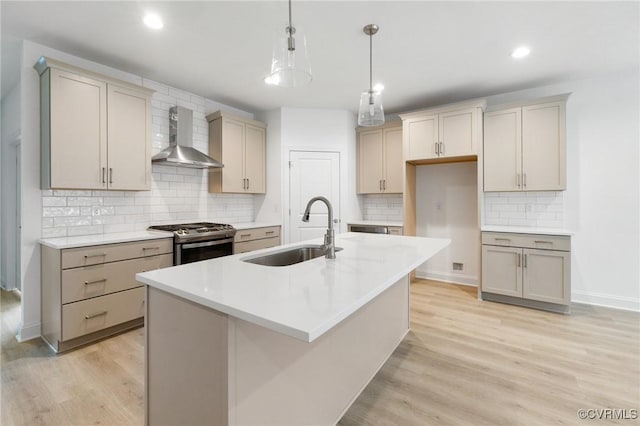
[481,232,570,251]
[61,238,173,269]
[234,237,280,254]
[62,287,144,341]
[234,226,280,243]
[61,254,172,304]
[388,226,403,236]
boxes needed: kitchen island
[136,232,449,426]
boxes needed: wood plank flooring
[2,280,639,425]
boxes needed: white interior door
[289,151,340,244]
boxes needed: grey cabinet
[481,232,571,311]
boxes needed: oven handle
[180,238,234,250]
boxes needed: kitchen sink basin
[242,245,343,267]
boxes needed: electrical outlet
[93,207,100,216]
[453,262,463,271]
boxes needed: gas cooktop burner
[148,222,236,242]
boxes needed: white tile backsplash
[362,194,404,222]
[483,191,564,228]
[41,80,255,238]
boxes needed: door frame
[284,146,345,245]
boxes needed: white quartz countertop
[481,225,573,236]
[347,220,404,227]
[231,222,282,230]
[40,230,174,249]
[137,232,449,342]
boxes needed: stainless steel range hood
[151,106,223,169]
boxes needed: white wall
[18,40,258,340]
[261,107,360,244]
[254,108,282,223]
[1,81,22,291]
[483,69,640,310]
[415,162,479,285]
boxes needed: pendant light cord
[369,30,374,104]
[287,0,295,51]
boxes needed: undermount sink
[242,245,343,267]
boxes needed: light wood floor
[2,280,639,425]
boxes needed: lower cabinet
[234,226,281,254]
[41,238,173,352]
[481,232,570,311]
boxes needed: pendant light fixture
[265,0,312,87]
[358,24,384,127]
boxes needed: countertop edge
[39,231,174,249]
[481,226,573,236]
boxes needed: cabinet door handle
[435,142,439,155]
[246,178,250,190]
[383,180,386,190]
[379,180,383,191]
[109,168,113,184]
[84,278,106,286]
[85,311,108,320]
[516,174,521,188]
[523,254,527,268]
[523,173,527,188]
[84,253,107,259]
[102,167,106,184]
[517,253,521,267]
[439,142,444,155]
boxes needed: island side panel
[145,286,228,426]
[230,275,410,426]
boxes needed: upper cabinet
[400,100,485,163]
[484,95,568,192]
[35,57,153,191]
[207,111,266,194]
[356,123,403,194]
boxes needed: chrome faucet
[302,196,336,259]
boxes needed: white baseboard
[17,322,41,342]
[571,291,640,312]
[415,270,478,287]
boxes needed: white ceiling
[2,1,638,114]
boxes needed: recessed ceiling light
[143,13,164,30]
[511,46,530,59]
[373,83,385,92]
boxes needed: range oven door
[175,238,234,265]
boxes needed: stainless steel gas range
[148,222,236,265]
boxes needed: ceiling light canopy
[143,13,163,30]
[266,0,312,88]
[511,46,531,59]
[358,24,384,127]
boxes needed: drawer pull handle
[523,254,528,268]
[517,253,521,267]
[84,253,107,259]
[494,238,511,242]
[85,311,107,320]
[84,278,106,286]
[265,231,275,235]
[143,247,160,251]
[534,240,553,245]
[240,234,251,238]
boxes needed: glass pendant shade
[358,91,384,127]
[267,28,312,88]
